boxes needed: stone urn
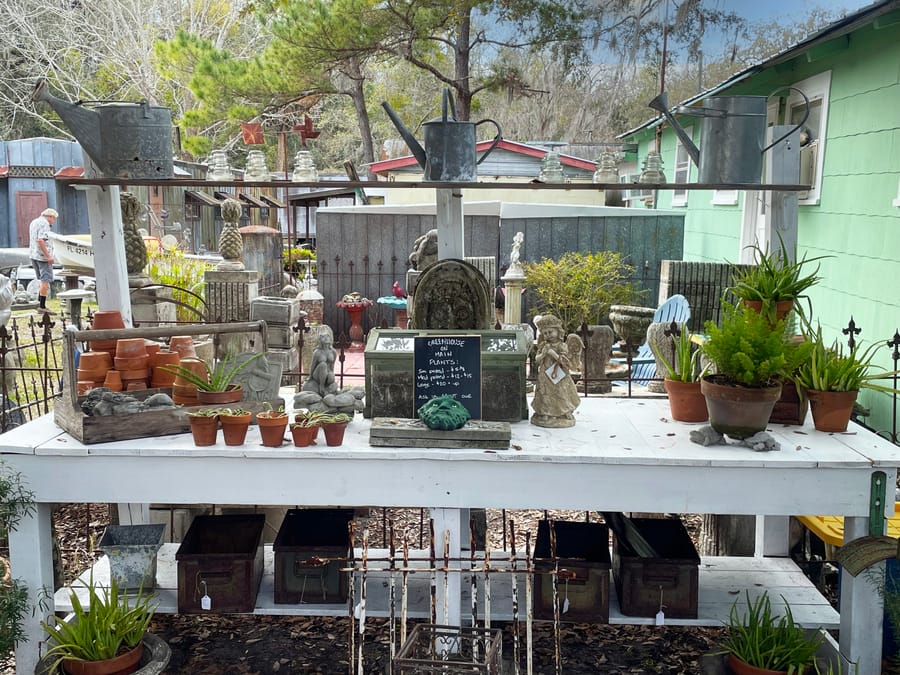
[608,305,655,354]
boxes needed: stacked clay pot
[172,357,208,405]
[76,351,113,395]
[169,336,197,359]
[114,338,150,391]
[150,349,181,388]
[88,310,125,357]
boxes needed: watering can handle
[474,119,503,165]
[762,86,810,153]
[443,89,457,121]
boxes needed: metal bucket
[95,103,175,179]
[693,96,769,184]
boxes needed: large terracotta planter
[727,653,789,675]
[257,414,288,447]
[806,389,858,432]
[63,642,143,675]
[663,379,708,423]
[197,385,244,405]
[188,415,219,447]
[701,376,782,439]
[220,411,252,446]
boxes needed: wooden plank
[371,418,510,442]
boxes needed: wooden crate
[55,321,282,444]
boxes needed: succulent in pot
[161,352,265,403]
[257,403,289,447]
[40,576,158,675]
[319,412,352,446]
[650,325,710,423]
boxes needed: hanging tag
[200,580,211,610]
[562,579,570,614]
[354,602,363,620]
[545,363,566,384]
[655,609,665,626]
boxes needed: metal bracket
[871,470,888,537]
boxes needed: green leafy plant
[702,303,811,388]
[161,352,265,392]
[186,407,221,418]
[292,410,329,428]
[318,412,351,425]
[218,407,251,418]
[650,325,709,383]
[719,591,823,672]
[795,324,899,394]
[0,463,34,654]
[146,248,214,322]
[728,236,829,321]
[257,402,287,419]
[40,576,157,670]
[524,251,643,334]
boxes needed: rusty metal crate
[273,508,353,604]
[393,624,503,674]
[176,514,265,613]
[533,519,610,623]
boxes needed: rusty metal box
[533,519,610,623]
[176,514,265,613]
[273,509,353,604]
[612,517,700,619]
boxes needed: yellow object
[797,503,900,547]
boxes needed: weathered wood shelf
[57,544,839,628]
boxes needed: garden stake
[429,519,437,626]
[470,518,479,661]
[357,525,368,675]
[388,521,396,671]
[510,518,520,675]
[550,519,562,675]
[525,531,533,675]
[401,538,409,646]
[346,520,355,675]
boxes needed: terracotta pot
[77,380,95,396]
[663,379,708,423]
[144,341,161,358]
[114,355,150,371]
[103,370,123,392]
[90,310,125,330]
[806,389,858,433]
[125,381,147,391]
[220,412,252,446]
[78,351,113,371]
[172,394,200,406]
[726,653,789,675]
[76,367,108,384]
[257,414,288,447]
[151,367,177,387]
[149,350,181,368]
[118,367,150,382]
[291,424,319,447]
[115,338,148,359]
[322,421,348,447]
[197,385,244,405]
[88,339,118,356]
[169,336,197,359]
[188,415,219,447]
[701,375,782,439]
[63,641,143,675]
[742,299,794,324]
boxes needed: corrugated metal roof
[618,0,900,139]
[238,192,268,208]
[258,194,286,208]
[185,190,223,207]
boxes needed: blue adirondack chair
[623,294,691,384]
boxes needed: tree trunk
[700,514,755,556]
[344,57,375,168]
[453,10,473,120]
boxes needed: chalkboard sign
[413,335,482,419]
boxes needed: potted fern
[161,351,265,404]
[701,303,811,439]
[650,325,709,423]
[794,324,899,432]
[39,576,165,675]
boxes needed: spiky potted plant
[650,325,710,423]
[161,352,265,405]
[290,410,327,447]
[185,408,220,446]
[319,412,352,447]
[257,403,289,447]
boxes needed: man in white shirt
[28,207,57,315]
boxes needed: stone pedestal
[502,269,525,325]
[298,289,324,324]
[205,270,260,356]
[584,325,616,394]
[646,322,681,393]
[130,285,176,327]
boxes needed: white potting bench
[2,396,897,674]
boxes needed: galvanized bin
[176,514,265,613]
[612,517,700,619]
[99,523,165,590]
[273,508,353,604]
[533,519,610,623]
[393,624,503,674]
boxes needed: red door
[15,191,48,247]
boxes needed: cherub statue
[531,314,582,428]
[508,231,524,274]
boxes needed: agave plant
[161,352,265,392]
[650,326,709,383]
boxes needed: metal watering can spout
[381,100,428,171]
[32,79,104,166]
[648,92,700,167]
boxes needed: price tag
[201,594,212,610]
[655,610,665,626]
[562,579,570,614]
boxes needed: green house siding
[626,9,900,434]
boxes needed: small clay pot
[103,370,123,392]
[62,641,143,675]
[78,351,113,371]
[169,336,197,359]
[144,341,161,358]
[76,367,108,384]
[257,414,289,447]
[188,415,219,447]
[322,421,349,447]
[150,350,181,368]
[118,367,150,381]
[114,355,150,371]
[115,338,149,359]
[197,385,244,405]
[76,381,94,396]
[221,412,252,446]
[90,310,125,330]
[291,424,319,447]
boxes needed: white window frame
[787,70,831,206]
[671,125,693,207]
[893,177,900,207]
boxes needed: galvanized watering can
[32,79,174,179]
[648,88,809,184]
[382,89,502,182]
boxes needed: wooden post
[435,188,464,260]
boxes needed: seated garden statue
[531,314,582,428]
[301,332,338,397]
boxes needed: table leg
[839,515,882,672]
[754,515,790,556]
[9,503,54,675]
[117,503,150,525]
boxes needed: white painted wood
[840,516,883,675]
[55,546,838,629]
[7,396,899,672]
[435,188,464,259]
[79,185,132,325]
[117,503,150,525]
[431,509,461,628]
[755,515,790,556]
[8,504,54,675]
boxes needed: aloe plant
[161,352,265,392]
[795,324,899,394]
[41,576,157,670]
[650,326,709,383]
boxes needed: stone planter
[608,305,655,353]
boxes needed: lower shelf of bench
[55,543,839,628]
